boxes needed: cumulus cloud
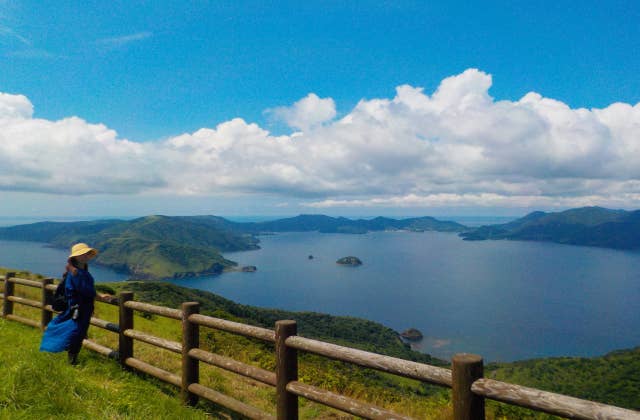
[1,68,640,210]
[268,93,336,131]
[0,92,32,118]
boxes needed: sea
[1,216,639,363]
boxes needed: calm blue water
[2,232,639,362]
[0,240,129,282]
[169,231,640,362]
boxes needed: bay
[169,231,640,362]
[2,231,639,363]
[0,240,129,282]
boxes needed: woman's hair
[66,257,88,276]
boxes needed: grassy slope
[98,280,640,418]
[2,267,639,419]
[112,280,438,363]
[0,319,209,420]
[486,349,640,411]
[1,267,453,419]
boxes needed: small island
[336,256,362,266]
[241,265,257,272]
[399,328,423,341]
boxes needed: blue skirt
[40,314,80,353]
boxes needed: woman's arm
[65,273,80,308]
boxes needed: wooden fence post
[452,353,485,420]
[2,272,15,318]
[41,278,53,330]
[181,301,200,406]
[275,320,298,420]
[119,291,134,369]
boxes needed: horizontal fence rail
[472,378,640,420]
[287,380,413,420]
[189,313,276,342]
[124,329,182,353]
[286,335,453,386]
[1,272,639,419]
[125,356,182,387]
[124,300,182,319]
[188,382,276,420]
[189,347,277,386]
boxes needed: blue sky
[1,1,639,218]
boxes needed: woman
[40,243,99,365]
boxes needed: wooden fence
[1,272,639,420]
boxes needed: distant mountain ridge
[241,214,467,234]
[0,214,465,279]
[460,206,640,249]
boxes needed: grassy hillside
[486,349,640,411]
[0,319,209,419]
[1,268,455,419]
[0,216,259,279]
[113,280,440,364]
[99,280,640,417]
[2,267,639,419]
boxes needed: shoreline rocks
[399,328,423,341]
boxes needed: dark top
[40,268,96,353]
[66,267,96,313]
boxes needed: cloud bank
[1,69,639,209]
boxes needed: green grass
[486,349,640,411]
[2,267,639,419]
[0,319,209,420]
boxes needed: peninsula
[0,214,465,279]
[460,207,640,250]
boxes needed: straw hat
[68,243,98,259]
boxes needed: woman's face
[75,253,92,265]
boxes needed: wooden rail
[1,272,639,419]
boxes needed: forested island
[460,206,640,250]
[2,207,640,279]
[0,214,465,279]
[336,256,363,266]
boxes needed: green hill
[0,214,467,279]
[460,206,640,249]
[0,319,209,420]
[108,280,439,364]
[0,215,259,279]
[486,348,640,412]
[102,280,640,413]
[241,214,468,234]
[2,267,639,418]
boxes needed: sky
[1,1,639,219]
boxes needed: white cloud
[1,69,640,210]
[0,24,30,46]
[96,31,152,48]
[0,92,32,118]
[268,93,336,131]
